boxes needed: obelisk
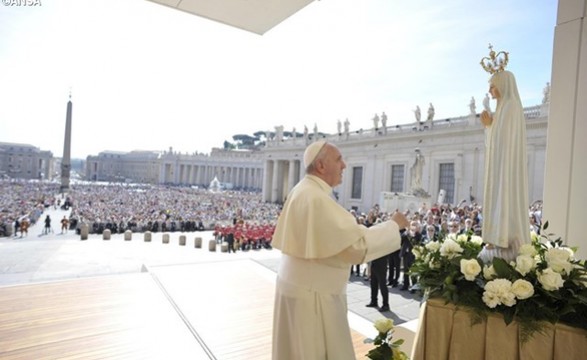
[60,93,72,193]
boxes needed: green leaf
[492,257,515,278]
[503,307,515,325]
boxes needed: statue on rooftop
[469,96,476,115]
[372,113,380,131]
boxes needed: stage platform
[0,259,380,359]
[0,207,420,359]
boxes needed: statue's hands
[391,211,409,231]
[480,110,493,127]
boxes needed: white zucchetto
[303,140,327,168]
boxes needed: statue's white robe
[272,175,401,360]
[480,70,531,262]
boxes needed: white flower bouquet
[365,318,409,360]
[410,222,587,341]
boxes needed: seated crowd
[0,179,59,237]
[349,200,543,293]
[214,220,275,251]
[0,181,281,242]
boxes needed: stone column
[272,160,286,203]
[543,0,587,259]
[288,159,296,193]
[263,160,273,202]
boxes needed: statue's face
[489,83,501,99]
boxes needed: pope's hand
[391,212,409,231]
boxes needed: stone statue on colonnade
[381,112,387,134]
[344,118,350,140]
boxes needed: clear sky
[0,0,557,159]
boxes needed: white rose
[460,258,482,281]
[484,279,517,307]
[486,278,512,297]
[515,255,536,276]
[456,234,468,244]
[530,231,540,243]
[538,268,565,291]
[519,243,537,257]
[501,291,517,307]
[439,238,464,259]
[483,265,496,280]
[482,290,500,308]
[374,318,394,334]
[425,241,440,252]
[546,248,573,274]
[563,247,575,260]
[511,279,534,300]
[470,235,483,245]
[549,260,573,275]
[412,246,422,259]
[546,248,570,263]
[429,258,441,269]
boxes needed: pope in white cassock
[271,140,409,359]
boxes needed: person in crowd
[271,141,409,360]
[387,247,401,287]
[462,218,474,235]
[447,220,461,235]
[43,215,52,235]
[19,217,29,237]
[365,215,390,311]
[400,220,422,292]
[529,213,540,234]
[366,252,391,311]
[423,224,437,243]
[225,225,235,253]
[61,216,69,234]
[13,218,20,237]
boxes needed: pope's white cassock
[272,174,402,359]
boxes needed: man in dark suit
[387,249,401,287]
[366,254,390,312]
[226,226,235,253]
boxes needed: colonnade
[262,159,302,203]
[162,162,263,189]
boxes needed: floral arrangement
[409,222,587,342]
[365,318,409,360]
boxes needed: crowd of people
[351,199,544,301]
[0,180,281,244]
[0,179,57,237]
[1,180,543,263]
[213,221,275,251]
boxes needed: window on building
[351,166,363,199]
[390,164,404,192]
[438,163,455,204]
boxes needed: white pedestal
[379,192,432,214]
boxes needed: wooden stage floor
[0,259,375,359]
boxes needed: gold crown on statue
[480,43,509,74]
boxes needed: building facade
[85,147,264,190]
[84,102,548,212]
[262,104,548,213]
[0,142,53,180]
